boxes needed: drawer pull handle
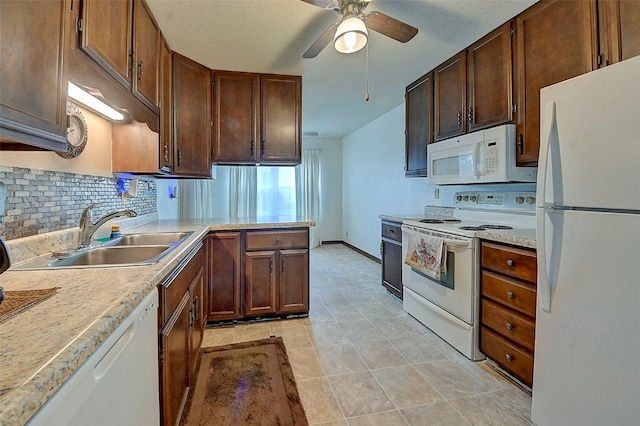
[505,354,513,362]
[507,291,515,299]
[506,322,514,330]
[506,259,514,266]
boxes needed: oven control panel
[454,191,536,209]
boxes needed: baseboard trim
[320,240,381,263]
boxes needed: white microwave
[427,124,537,185]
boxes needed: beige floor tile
[326,304,367,322]
[306,321,351,347]
[373,365,443,408]
[414,360,487,399]
[312,420,348,426]
[493,387,532,421]
[320,293,352,307]
[337,319,383,343]
[387,336,447,364]
[279,327,314,350]
[287,346,325,379]
[355,303,396,320]
[400,401,469,426]
[328,371,395,417]
[448,393,531,426]
[370,317,422,339]
[201,327,234,347]
[346,409,409,425]
[297,377,344,424]
[232,324,272,343]
[352,339,408,370]
[315,343,369,376]
[452,359,512,392]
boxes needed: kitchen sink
[49,246,171,267]
[104,232,190,247]
[10,231,194,270]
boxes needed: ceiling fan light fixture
[334,16,368,54]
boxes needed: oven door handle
[402,225,473,248]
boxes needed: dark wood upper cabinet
[159,37,173,173]
[515,0,598,166]
[260,75,302,164]
[0,0,68,151]
[598,0,640,65]
[468,22,514,132]
[79,0,159,113]
[132,0,160,111]
[434,52,467,141]
[213,71,301,165]
[213,71,260,164]
[79,0,133,91]
[404,72,433,177]
[172,53,212,177]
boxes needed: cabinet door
[0,0,68,151]
[173,53,212,176]
[405,72,433,177]
[245,251,277,317]
[381,240,403,300]
[189,267,205,377]
[599,0,640,65]
[515,0,597,166]
[79,0,132,91]
[278,249,309,313]
[434,52,467,141]
[260,75,302,165]
[206,232,242,321]
[159,37,173,173]
[213,71,259,164]
[132,0,160,112]
[160,293,190,426]
[468,22,514,132]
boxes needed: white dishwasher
[28,288,160,426]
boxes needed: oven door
[401,225,476,323]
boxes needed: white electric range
[401,191,536,360]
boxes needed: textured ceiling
[146,0,538,138]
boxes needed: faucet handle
[81,202,104,220]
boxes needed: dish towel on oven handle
[404,229,448,280]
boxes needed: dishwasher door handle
[93,320,137,381]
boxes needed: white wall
[302,137,342,242]
[0,107,113,176]
[342,105,432,258]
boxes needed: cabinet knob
[505,354,513,362]
[507,291,515,299]
[506,259,514,266]
[506,322,514,330]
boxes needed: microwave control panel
[484,141,500,174]
[454,191,536,209]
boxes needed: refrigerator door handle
[537,209,552,312]
[537,102,557,209]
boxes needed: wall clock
[57,102,88,159]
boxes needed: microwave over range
[427,124,537,185]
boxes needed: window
[256,166,296,217]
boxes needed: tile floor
[202,243,533,425]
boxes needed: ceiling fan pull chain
[365,42,370,102]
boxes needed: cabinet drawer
[481,241,537,283]
[480,327,534,387]
[482,271,536,317]
[381,221,402,243]
[246,229,308,250]
[481,298,535,352]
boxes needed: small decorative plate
[57,102,88,159]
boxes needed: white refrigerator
[532,55,640,425]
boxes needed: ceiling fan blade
[299,0,335,8]
[365,11,418,43]
[303,23,338,58]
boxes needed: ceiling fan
[301,0,418,58]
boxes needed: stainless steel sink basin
[49,245,170,267]
[104,232,190,247]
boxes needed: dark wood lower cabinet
[206,228,310,323]
[381,221,403,299]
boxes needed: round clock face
[57,102,88,159]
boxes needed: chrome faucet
[78,203,137,248]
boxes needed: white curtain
[229,166,257,218]
[296,150,321,248]
[178,180,217,219]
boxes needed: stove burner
[458,224,515,231]
[442,218,462,223]
[459,226,485,231]
[419,218,462,224]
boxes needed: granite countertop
[477,228,537,249]
[0,217,313,426]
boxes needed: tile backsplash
[0,166,157,240]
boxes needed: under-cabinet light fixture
[67,82,125,121]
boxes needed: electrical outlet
[346,231,349,237]
[434,188,440,199]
